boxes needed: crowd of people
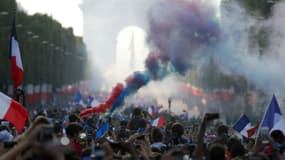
[0,106,284,160]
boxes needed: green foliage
[238,0,277,17]
[0,0,87,88]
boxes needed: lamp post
[30,33,40,85]
[0,11,9,87]
[54,46,61,85]
[0,24,23,31]
[168,97,172,114]
[41,40,48,85]
[46,42,53,85]
[25,31,36,85]
[29,33,43,105]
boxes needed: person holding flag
[255,95,285,159]
[0,92,28,133]
[258,95,285,135]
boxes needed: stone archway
[116,25,149,74]
[81,0,155,71]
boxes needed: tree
[0,0,88,91]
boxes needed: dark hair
[66,122,83,138]
[69,114,79,123]
[165,122,173,133]
[217,125,228,136]
[270,130,284,144]
[14,89,25,106]
[172,123,184,137]
[230,142,245,158]
[120,120,128,128]
[0,125,9,132]
[54,122,63,134]
[227,137,240,151]
[133,108,142,117]
[151,127,163,143]
[209,144,226,160]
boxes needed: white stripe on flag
[11,37,23,70]
[0,93,12,118]
[240,123,252,137]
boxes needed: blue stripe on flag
[233,114,250,132]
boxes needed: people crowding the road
[0,106,283,160]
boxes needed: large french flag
[259,95,285,134]
[0,92,28,133]
[9,17,24,90]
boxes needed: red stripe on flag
[157,116,164,127]
[11,57,24,89]
[247,123,259,138]
[3,100,28,133]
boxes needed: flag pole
[11,7,17,97]
[10,11,26,106]
[254,95,274,150]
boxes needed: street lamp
[168,97,172,114]
[32,35,39,39]
[0,11,8,16]
[26,31,33,35]
[0,24,23,31]
[41,40,48,44]
[16,24,23,28]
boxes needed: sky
[16,0,149,74]
[16,0,83,36]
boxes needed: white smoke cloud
[216,1,285,98]
[82,0,285,117]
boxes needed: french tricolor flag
[148,105,158,119]
[233,114,258,137]
[259,95,285,134]
[148,106,155,119]
[0,92,28,133]
[9,17,24,90]
[151,116,164,127]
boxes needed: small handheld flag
[96,123,109,139]
[233,114,258,137]
[151,116,164,127]
[233,114,251,136]
[74,91,82,104]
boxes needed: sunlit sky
[16,0,150,74]
[16,0,221,37]
[16,0,83,36]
